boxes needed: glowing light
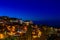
[37,30,42,38]
[0,33,5,39]
[7,32,15,36]
[32,32,35,34]
[33,35,37,38]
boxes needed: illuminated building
[24,20,30,26]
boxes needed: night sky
[0,0,60,22]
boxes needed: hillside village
[0,16,60,40]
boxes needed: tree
[26,25,33,40]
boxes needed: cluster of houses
[0,16,33,25]
[0,16,42,40]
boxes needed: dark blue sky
[0,0,60,21]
